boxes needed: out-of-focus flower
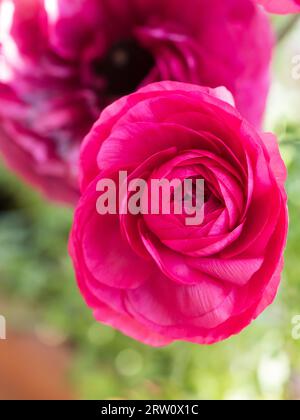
[257,0,300,13]
[69,81,288,346]
[0,0,273,204]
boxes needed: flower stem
[277,15,300,44]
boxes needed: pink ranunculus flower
[257,0,300,13]
[0,0,273,204]
[69,81,288,346]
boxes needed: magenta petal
[70,81,288,346]
[125,270,237,332]
[257,0,300,14]
[188,257,264,287]
[81,200,154,289]
[82,215,152,290]
[94,302,172,347]
[261,132,287,191]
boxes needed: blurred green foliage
[0,16,300,401]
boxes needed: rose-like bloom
[257,0,300,13]
[0,0,273,204]
[69,81,288,346]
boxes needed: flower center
[92,39,155,97]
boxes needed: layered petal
[70,81,288,346]
[0,0,273,203]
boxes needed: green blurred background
[0,16,300,400]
